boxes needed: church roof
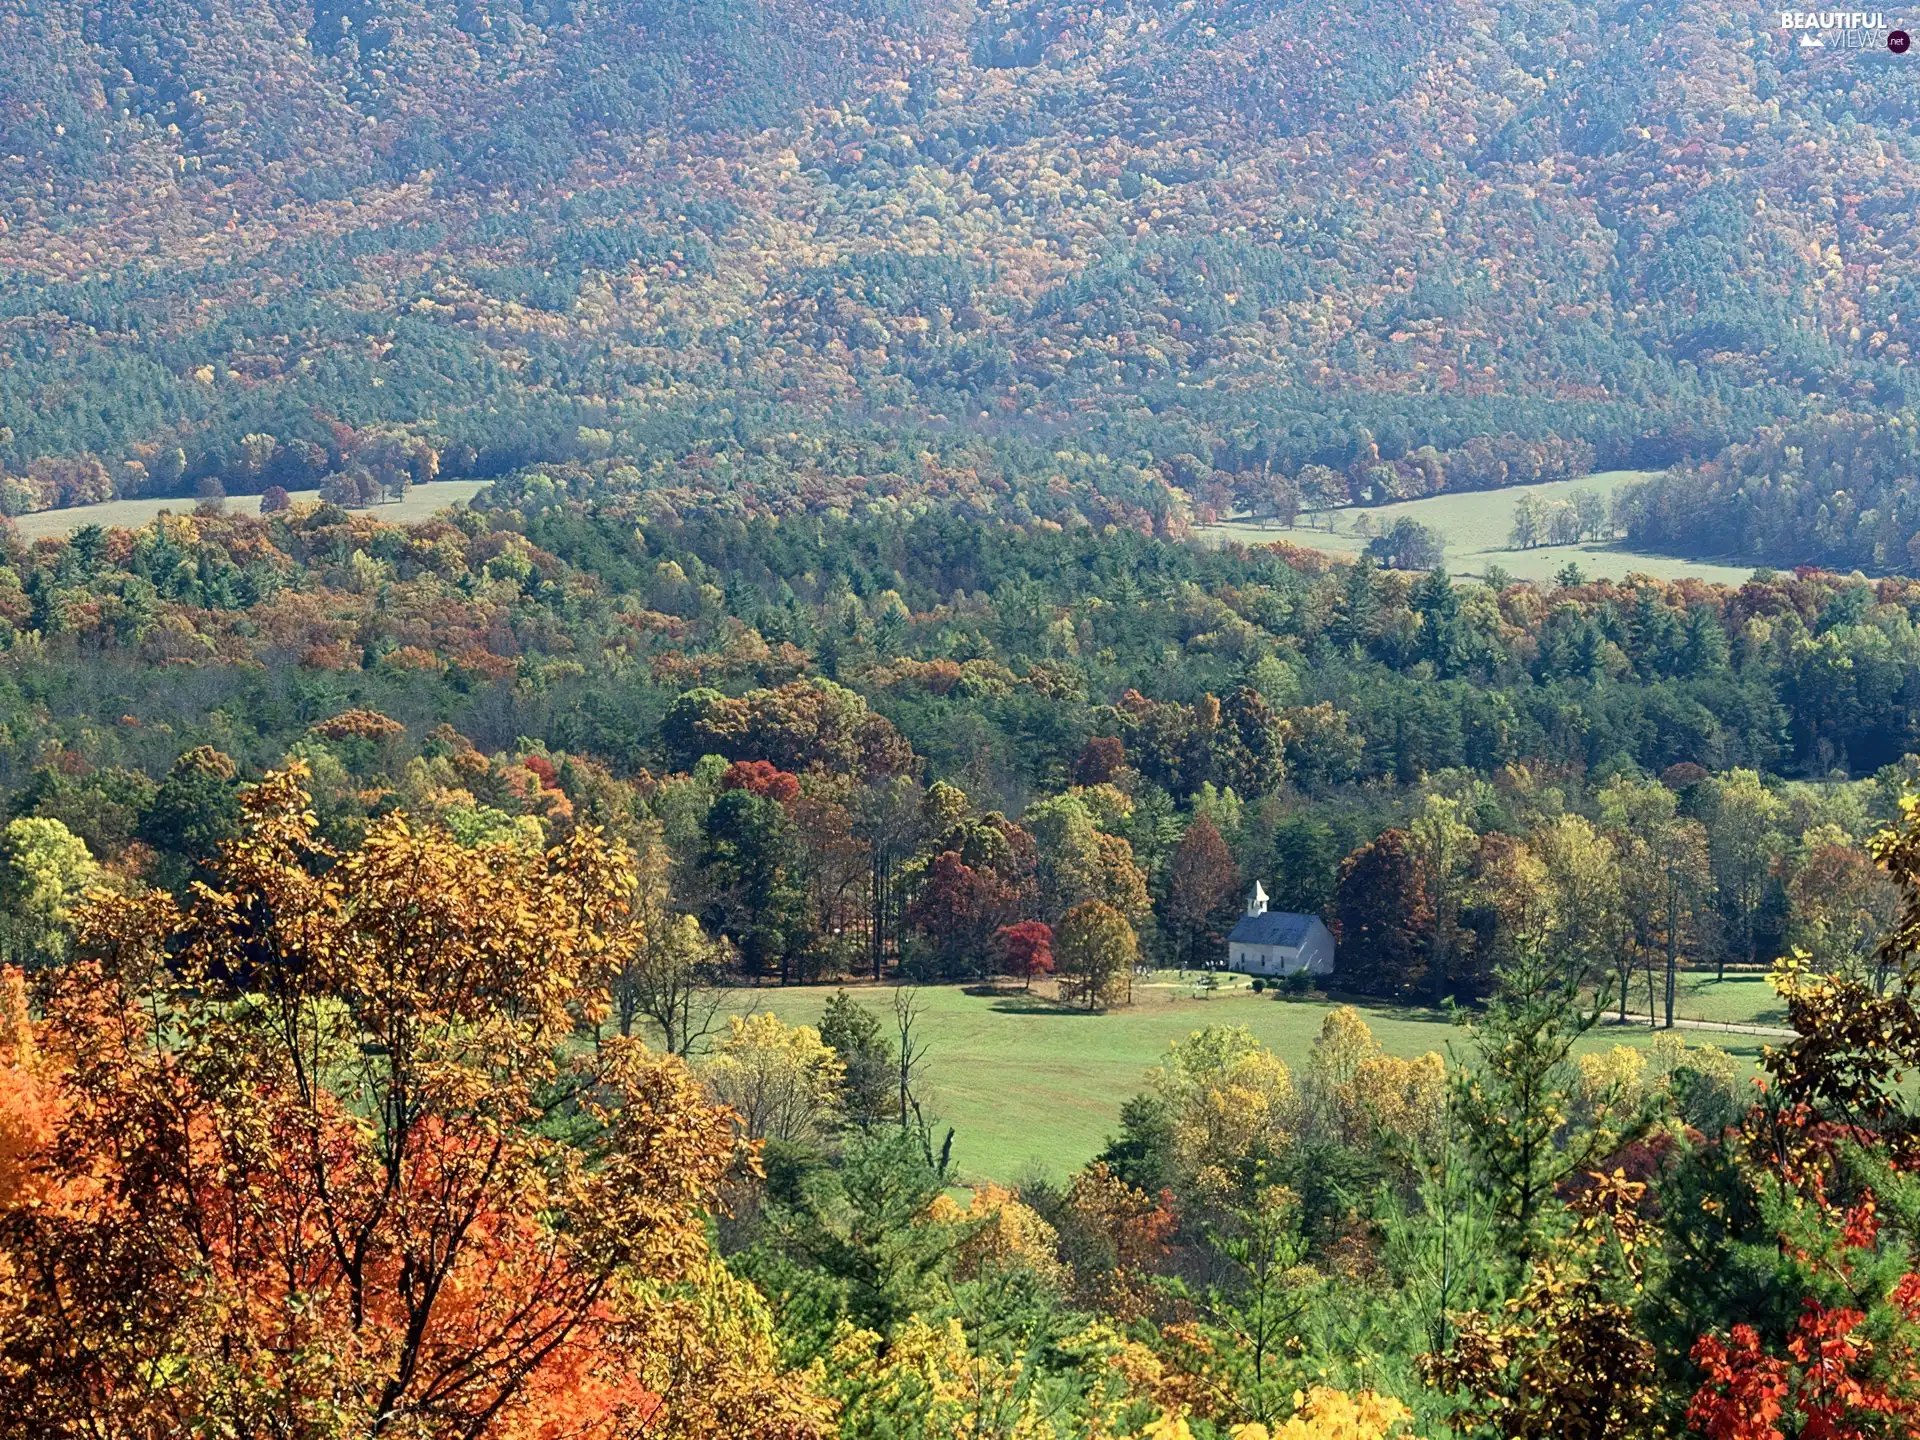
[1227,911,1321,947]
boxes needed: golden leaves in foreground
[0,765,829,1440]
[1144,1386,1416,1440]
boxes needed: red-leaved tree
[722,758,802,806]
[995,920,1054,988]
[1685,794,1920,1438]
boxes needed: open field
[11,480,492,540]
[1593,971,1793,1030]
[1659,972,1789,1028]
[1201,471,1762,585]
[710,977,1767,1184]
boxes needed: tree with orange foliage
[307,706,407,743]
[0,765,831,1439]
[722,757,803,805]
[1054,1162,1179,1320]
[1683,795,1920,1439]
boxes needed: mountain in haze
[2,0,1917,528]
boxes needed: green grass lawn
[1591,970,1790,1028]
[710,978,1767,1185]
[1665,972,1790,1028]
[1201,470,1762,586]
[12,480,491,539]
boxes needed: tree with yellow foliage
[0,765,831,1439]
[928,1183,1072,1290]
[1056,897,1141,1010]
[703,1011,846,1146]
[1150,1025,1299,1199]
[0,816,100,968]
[1300,1006,1446,1161]
[1407,793,1476,1005]
[1144,1386,1415,1440]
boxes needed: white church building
[1224,883,1336,978]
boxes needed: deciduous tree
[0,765,830,1438]
[995,919,1054,988]
[1787,829,1900,987]
[1704,769,1788,975]
[1056,899,1139,1010]
[1167,814,1241,969]
[135,744,241,890]
[1407,794,1475,1005]
[1331,829,1432,998]
[703,1013,845,1147]
[0,817,98,968]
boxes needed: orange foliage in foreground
[0,768,831,1439]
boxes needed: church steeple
[1246,881,1268,917]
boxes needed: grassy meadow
[12,480,492,540]
[709,975,1771,1185]
[1649,971,1790,1028]
[1202,470,1762,585]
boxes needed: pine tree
[1452,940,1641,1269]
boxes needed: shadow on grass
[985,995,1105,1016]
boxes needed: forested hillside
[3,0,1918,527]
[17,6,1920,1437]
[1617,409,1920,572]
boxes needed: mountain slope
[1,0,1916,513]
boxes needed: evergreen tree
[1453,941,1639,1270]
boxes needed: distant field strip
[12,481,492,540]
[1201,470,1763,585]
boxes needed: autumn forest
[8,3,1920,1439]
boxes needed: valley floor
[707,971,1775,1185]
[10,480,492,540]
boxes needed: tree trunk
[870,847,889,981]
[1664,902,1678,1031]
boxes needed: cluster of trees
[1194,432,1597,531]
[1618,411,1920,573]
[8,674,1900,1018]
[1357,516,1445,571]
[0,422,442,520]
[6,488,1920,991]
[1323,766,1905,1013]
[12,753,1920,1435]
[0,768,835,1436]
[1509,487,1615,549]
[4,2,1919,542]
